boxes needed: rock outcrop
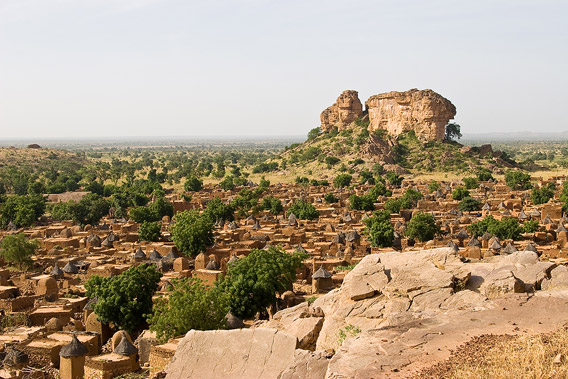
[320,88,456,141]
[165,328,297,379]
[365,89,456,141]
[320,90,363,132]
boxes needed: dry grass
[423,327,568,379]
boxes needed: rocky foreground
[164,248,568,379]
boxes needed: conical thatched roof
[134,247,146,259]
[50,264,64,277]
[113,336,137,356]
[503,243,518,254]
[62,261,79,274]
[60,335,89,357]
[312,266,332,279]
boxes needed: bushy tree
[428,181,441,193]
[505,170,532,190]
[261,196,283,215]
[476,168,494,182]
[307,127,322,141]
[148,278,229,343]
[385,171,403,188]
[400,188,423,209]
[171,210,214,257]
[85,264,162,333]
[220,247,306,319]
[406,212,438,242]
[138,221,161,242]
[458,196,482,212]
[445,122,462,141]
[0,194,46,228]
[364,211,394,248]
[333,174,352,188]
[462,177,479,190]
[184,176,203,192]
[452,186,470,201]
[203,197,234,222]
[219,176,235,191]
[287,199,319,220]
[384,198,402,214]
[468,215,522,240]
[324,193,339,203]
[68,193,110,226]
[0,233,38,269]
[349,194,375,211]
[531,183,555,205]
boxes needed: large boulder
[320,90,363,132]
[165,328,297,379]
[365,88,456,141]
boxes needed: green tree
[384,198,402,214]
[220,246,306,319]
[184,176,203,192]
[531,183,555,205]
[68,193,110,226]
[476,168,494,182]
[85,264,162,333]
[261,196,283,215]
[324,193,339,203]
[452,186,470,201]
[287,199,319,220]
[349,194,375,211]
[171,210,214,257]
[505,170,532,190]
[458,197,482,212]
[0,195,46,228]
[406,212,438,242]
[148,278,229,343]
[428,181,441,193]
[219,175,235,191]
[203,197,235,222]
[0,233,38,269]
[138,221,162,242]
[364,211,394,248]
[333,174,352,188]
[385,171,403,188]
[444,122,462,141]
[462,177,479,190]
[307,127,322,140]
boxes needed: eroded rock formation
[366,89,456,141]
[320,90,363,132]
[320,88,456,141]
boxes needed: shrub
[85,264,162,333]
[458,197,482,212]
[468,215,522,240]
[0,233,38,269]
[386,171,403,188]
[523,219,540,233]
[219,176,235,191]
[384,199,402,214]
[333,174,352,188]
[406,212,438,242]
[477,168,494,182]
[307,127,322,141]
[287,199,319,220]
[138,221,161,242]
[325,156,340,166]
[148,278,229,343]
[171,210,214,257]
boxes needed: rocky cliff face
[320,90,363,132]
[320,88,456,141]
[365,89,456,141]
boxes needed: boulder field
[165,248,568,378]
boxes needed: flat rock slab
[325,291,568,378]
[165,328,297,379]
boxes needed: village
[2,166,568,378]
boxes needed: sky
[0,0,567,139]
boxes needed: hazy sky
[1,0,567,139]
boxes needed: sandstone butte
[320,88,457,141]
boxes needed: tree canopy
[0,233,38,269]
[170,210,214,257]
[85,264,162,333]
